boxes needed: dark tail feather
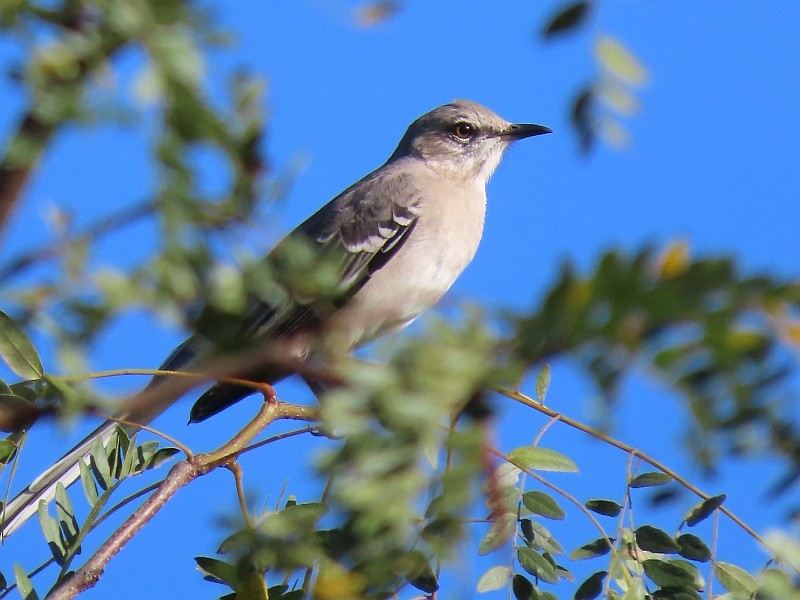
[188,383,256,423]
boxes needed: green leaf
[569,538,613,561]
[629,472,671,488]
[13,565,39,600]
[512,573,536,600]
[574,570,607,600]
[54,483,79,547]
[79,458,99,506]
[542,1,591,38]
[196,556,238,586]
[715,561,757,596]
[520,519,564,555]
[508,447,578,473]
[37,500,65,565]
[642,559,698,588]
[147,447,180,469]
[402,550,438,594]
[89,436,112,491]
[676,534,711,562]
[523,491,565,520]
[585,499,622,517]
[595,36,649,85]
[478,512,516,555]
[535,363,551,401]
[0,394,38,432]
[517,547,558,584]
[0,310,44,379]
[0,438,17,464]
[684,494,726,526]
[634,525,681,553]
[477,566,512,592]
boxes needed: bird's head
[390,100,551,185]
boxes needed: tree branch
[47,398,318,600]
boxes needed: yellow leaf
[659,241,690,278]
[596,36,649,86]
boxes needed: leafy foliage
[0,1,796,599]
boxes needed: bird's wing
[243,168,423,340]
[187,168,423,422]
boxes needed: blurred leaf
[535,363,551,401]
[574,570,607,600]
[0,310,44,379]
[518,547,558,584]
[355,1,400,28]
[479,512,516,555]
[570,87,596,153]
[523,491,565,520]
[595,36,649,85]
[542,1,591,38]
[508,447,578,473]
[477,565,511,592]
[715,562,758,596]
[584,499,622,517]
[0,438,17,463]
[684,494,726,527]
[0,394,38,431]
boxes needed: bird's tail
[0,419,124,539]
[0,337,204,539]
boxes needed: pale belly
[323,191,487,350]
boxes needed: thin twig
[226,462,253,528]
[499,388,775,555]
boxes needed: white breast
[325,176,487,350]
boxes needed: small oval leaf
[508,447,578,473]
[542,1,591,38]
[642,559,697,588]
[477,566,512,593]
[585,499,622,517]
[635,525,681,553]
[629,471,671,488]
[523,491,565,520]
[595,36,649,86]
[518,547,558,584]
[715,561,757,596]
[0,311,44,380]
[676,534,711,562]
[569,538,613,561]
[684,494,726,527]
[574,570,607,600]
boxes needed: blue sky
[1,1,798,598]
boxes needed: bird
[0,99,550,537]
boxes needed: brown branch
[498,388,786,566]
[47,397,318,600]
[0,114,54,232]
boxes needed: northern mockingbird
[0,100,550,537]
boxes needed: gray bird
[0,100,550,537]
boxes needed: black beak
[500,123,552,140]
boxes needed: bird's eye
[451,122,476,141]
